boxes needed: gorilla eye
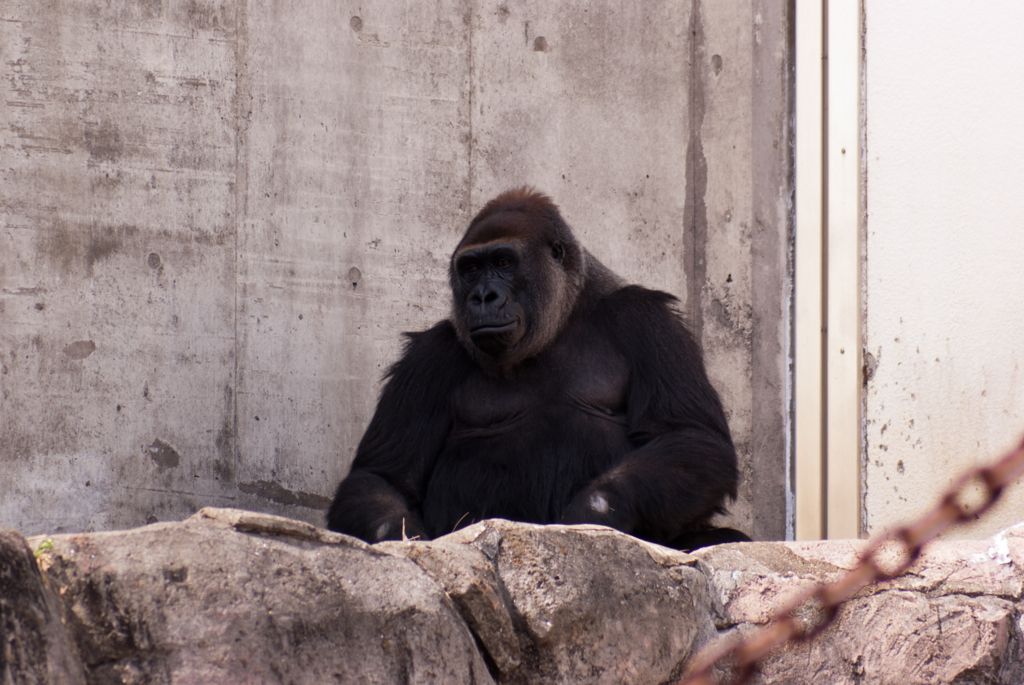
[467,264,479,273]
[497,258,511,268]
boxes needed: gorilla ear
[551,241,565,262]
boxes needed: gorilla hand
[560,484,632,532]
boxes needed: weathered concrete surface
[233,0,474,526]
[1,2,792,540]
[7,510,1024,684]
[0,0,243,534]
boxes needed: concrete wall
[864,2,1024,538]
[1,1,792,539]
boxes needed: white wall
[865,2,1024,538]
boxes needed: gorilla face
[453,242,527,356]
[448,192,589,373]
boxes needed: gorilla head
[449,188,610,371]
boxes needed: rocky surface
[381,520,717,685]
[0,529,86,685]
[27,509,493,685]
[694,531,1024,684]
[4,509,1024,684]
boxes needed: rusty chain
[678,434,1024,685]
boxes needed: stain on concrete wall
[1,0,792,539]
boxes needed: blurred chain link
[678,434,1024,685]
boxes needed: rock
[378,537,523,677]
[433,519,717,685]
[0,528,86,685]
[23,511,717,685]
[692,534,1024,685]
[755,591,1017,685]
[31,507,494,684]
[694,541,851,628]
[8,509,1024,684]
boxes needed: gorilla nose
[469,285,507,312]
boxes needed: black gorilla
[327,188,749,550]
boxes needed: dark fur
[327,188,748,551]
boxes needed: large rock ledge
[3,509,1023,684]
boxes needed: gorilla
[327,188,749,550]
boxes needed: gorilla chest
[451,336,630,435]
[426,334,632,531]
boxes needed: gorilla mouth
[469,321,520,356]
[470,321,518,335]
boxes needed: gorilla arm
[328,470,429,542]
[326,322,471,543]
[559,286,740,545]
